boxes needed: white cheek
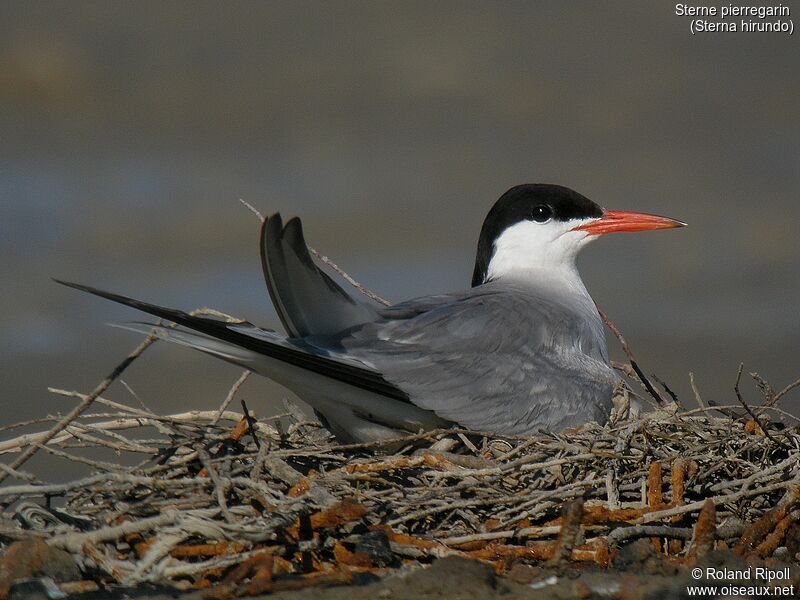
[486,220,594,282]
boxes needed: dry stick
[49,510,179,553]
[598,308,668,408]
[119,380,153,414]
[307,246,392,307]
[49,387,157,419]
[651,373,681,408]
[198,449,234,524]
[0,410,261,455]
[0,332,159,485]
[35,442,132,473]
[733,363,789,451]
[213,370,251,424]
[240,399,261,449]
[0,464,37,482]
[547,499,584,566]
[607,525,694,545]
[771,377,800,407]
[0,472,212,497]
[689,372,706,409]
[640,479,800,523]
[749,372,776,406]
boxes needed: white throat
[485,218,597,298]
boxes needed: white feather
[486,218,599,299]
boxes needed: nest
[1,365,799,596]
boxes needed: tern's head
[472,184,685,287]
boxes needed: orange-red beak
[573,210,686,235]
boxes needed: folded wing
[330,282,617,434]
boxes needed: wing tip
[53,278,106,297]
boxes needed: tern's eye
[530,205,552,223]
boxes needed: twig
[213,371,251,424]
[50,510,179,553]
[119,380,153,413]
[0,463,38,482]
[0,410,271,455]
[733,363,788,451]
[689,372,706,409]
[749,372,776,406]
[239,198,265,222]
[651,373,681,407]
[772,377,800,407]
[547,499,583,565]
[198,449,234,523]
[241,399,261,450]
[640,479,800,523]
[0,332,160,484]
[607,525,693,545]
[598,309,668,407]
[306,246,392,306]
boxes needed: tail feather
[260,214,378,337]
[111,322,262,364]
[54,279,408,402]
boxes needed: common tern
[58,184,685,442]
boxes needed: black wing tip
[284,215,303,231]
[53,278,100,295]
[260,213,308,249]
[53,278,188,324]
[260,212,283,238]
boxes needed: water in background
[2,3,799,475]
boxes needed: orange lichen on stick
[753,511,798,558]
[735,487,800,556]
[373,526,441,550]
[547,499,584,566]
[269,570,354,593]
[343,453,455,474]
[216,552,273,597]
[550,504,653,526]
[58,581,99,595]
[688,499,716,560]
[647,462,663,509]
[332,542,373,567]
[287,478,312,497]
[0,540,71,600]
[744,419,764,436]
[310,499,368,529]
[228,417,250,442]
[647,462,664,551]
[669,458,687,554]
[170,542,247,558]
[465,540,608,566]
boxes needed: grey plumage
[340,281,616,434]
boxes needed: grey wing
[260,214,379,337]
[327,289,617,435]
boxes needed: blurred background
[2,1,799,468]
